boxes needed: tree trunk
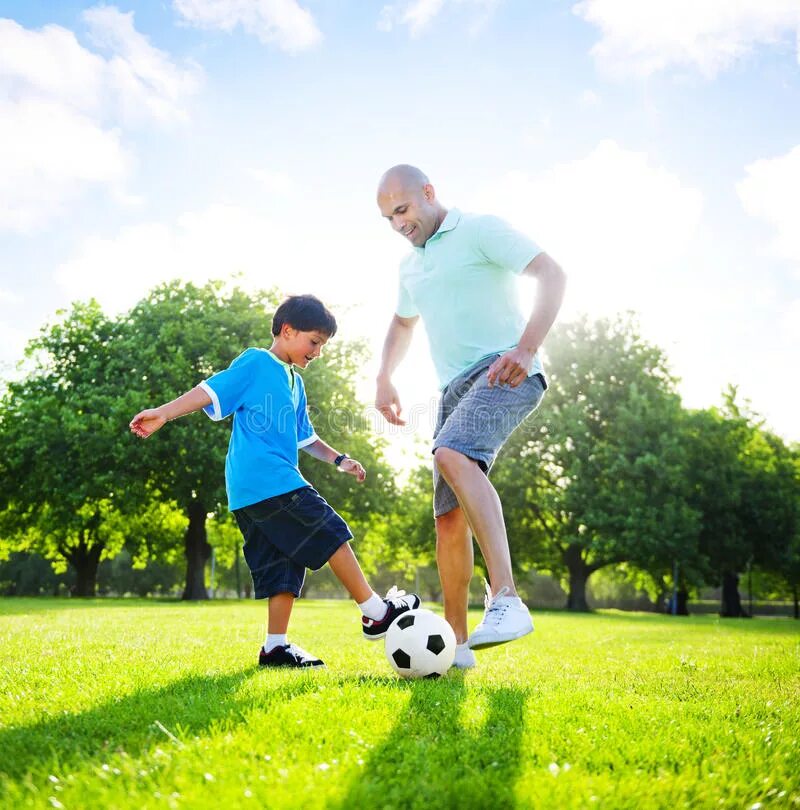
[68,539,103,597]
[667,587,690,615]
[793,583,798,620]
[182,500,211,600]
[720,571,749,617]
[563,544,592,612]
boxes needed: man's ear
[423,183,435,202]
[281,323,296,339]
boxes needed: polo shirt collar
[266,347,296,389]
[417,208,462,252]
[436,208,461,235]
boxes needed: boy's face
[280,325,329,368]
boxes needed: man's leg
[434,447,516,596]
[435,506,473,643]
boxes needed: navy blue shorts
[233,486,352,599]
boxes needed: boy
[129,294,420,668]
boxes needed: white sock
[358,592,388,621]
[265,633,287,652]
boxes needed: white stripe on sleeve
[198,381,223,421]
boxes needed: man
[375,164,566,669]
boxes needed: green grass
[1,599,798,809]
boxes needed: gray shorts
[432,354,546,518]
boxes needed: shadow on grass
[0,667,317,783]
[335,674,529,809]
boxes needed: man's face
[377,181,439,247]
[282,327,329,369]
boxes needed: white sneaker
[451,642,476,670]
[468,583,534,649]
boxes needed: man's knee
[435,507,462,535]
[434,446,472,479]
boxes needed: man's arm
[487,252,567,388]
[129,385,212,438]
[375,314,419,425]
[301,438,366,482]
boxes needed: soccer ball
[384,608,456,678]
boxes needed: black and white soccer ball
[384,608,456,678]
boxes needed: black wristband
[334,453,348,467]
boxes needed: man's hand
[487,346,536,388]
[339,457,367,483]
[129,408,167,438]
[375,378,406,425]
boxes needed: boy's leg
[268,593,295,633]
[327,543,373,603]
[233,506,323,668]
[327,542,421,635]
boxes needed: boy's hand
[339,457,366,483]
[129,408,167,438]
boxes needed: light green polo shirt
[396,208,544,388]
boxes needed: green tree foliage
[0,280,398,599]
[684,392,799,616]
[494,314,700,611]
[0,301,132,595]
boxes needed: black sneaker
[362,587,421,640]
[258,643,325,668]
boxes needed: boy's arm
[301,438,366,483]
[129,385,212,439]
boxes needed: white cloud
[580,89,601,106]
[0,9,200,232]
[737,144,800,268]
[378,0,498,37]
[83,6,202,124]
[574,0,800,77]
[0,18,105,111]
[174,0,322,51]
[0,99,131,231]
[466,139,703,323]
[0,321,29,380]
[249,167,296,196]
[55,204,277,314]
[0,288,23,306]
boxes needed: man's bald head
[377,164,446,247]
[377,164,430,195]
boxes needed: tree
[684,393,797,617]
[0,301,132,595]
[0,281,403,599]
[494,314,699,611]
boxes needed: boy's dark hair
[271,294,338,338]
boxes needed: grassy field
[1,599,798,809]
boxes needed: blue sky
[1,0,799,458]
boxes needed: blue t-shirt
[198,348,318,510]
